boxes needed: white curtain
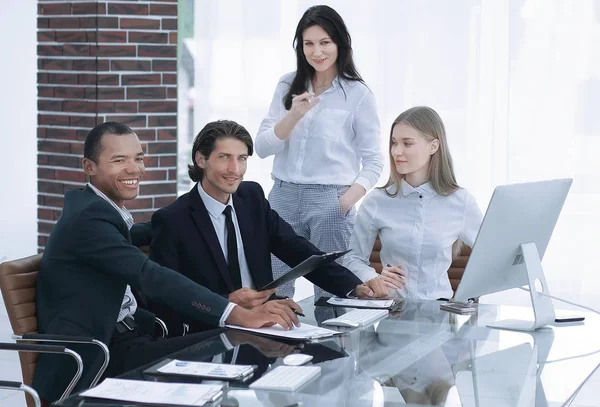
[183,0,600,306]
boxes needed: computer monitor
[454,178,573,331]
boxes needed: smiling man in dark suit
[33,122,305,404]
[148,120,387,336]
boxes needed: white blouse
[344,180,483,300]
[255,72,383,191]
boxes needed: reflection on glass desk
[54,298,600,407]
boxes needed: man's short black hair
[188,120,254,182]
[84,121,135,162]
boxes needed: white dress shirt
[87,183,138,322]
[197,183,254,289]
[344,180,483,300]
[256,72,383,191]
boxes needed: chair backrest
[0,254,43,394]
[369,238,472,294]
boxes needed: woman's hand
[380,264,406,290]
[338,184,366,214]
[289,92,318,120]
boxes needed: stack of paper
[326,298,395,308]
[81,378,223,406]
[156,359,255,380]
[225,322,341,341]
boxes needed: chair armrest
[15,333,109,387]
[155,317,169,338]
[0,341,82,401]
[0,382,41,407]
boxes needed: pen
[273,294,305,316]
[293,309,306,317]
[386,263,406,280]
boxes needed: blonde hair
[379,106,459,197]
[379,106,463,257]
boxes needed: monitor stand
[486,242,556,332]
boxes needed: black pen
[386,263,406,280]
[274,294,305,316]
[293,309,306,317]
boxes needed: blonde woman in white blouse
[344,106,483,300]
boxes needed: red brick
[127,87,166,100]
[48,17,80,29]
[38,140,73,154]
[45,128,77,140]
[111,60,152,71]
[55,87,86,99]
[144,156,159,167]
[38,236,48,247]
[46,155,82,168]
[97,45,136,57]
[142,169,168,181]
[129,31,169,44]
[63,44,92,57]
[72,59,103,71]
[38,17,50,29]
[167,88,177,98]
[80,16,119,29]
[38,73,49,84]
[47,73,78,85]
[148,115,176,127]
[38,31,55,42]
[114,102,139,114]
[162,18,177,30]
[108,3,149,15]
[154,196,176,208]
[39,3,71,15]
[39,221,56,235]
[38,86,54,97]
[41,59,72,70]
[97,31,127,43]
[125,197,153,210]
[162,73,177,85]
[69,115,97,128]
[106,115,147,128]
[147,142,176,154]
[38,100,62,112]
[38,208,63,222]
[169,32,177,44]
[96,88,125,100]
[63,100,93,113]
[38,181,66,195]
[159,155,177,167]
[157,129,177,140]
[77,74,96,85]
[140,101,176,113]
[71,2,106,15]
[168,168,177,180]
[38,168,55,180]
[41,195,65,208]
[122,74,161,86]
[55,169,86,183]
[39,115,70,127]
[98,74,120,86]
[56,31,88,43]
[139,45,176,58]
[38,45,63,56]
[135,129,156,141]
[150,3,177,16]
[139,182,177,195]
[152,59,176,71]
[120,18,160,30]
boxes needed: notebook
[143,359,257,382]
[315,296,405,311]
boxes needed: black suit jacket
[148,181,362,335]
[32,186,231,402]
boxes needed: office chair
[0,254,109,407]
[369,237,472,294]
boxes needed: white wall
[0,0,37,262]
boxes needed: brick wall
[37,0,178,251]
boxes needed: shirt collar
[400,179,435,197]
[87,183,134,229]
[197,182,233,219]
[307,75,340,94]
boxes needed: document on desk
[81,378,223,406]
[150,359,255,380]
[326,297,395,308]
[226,322,341,341]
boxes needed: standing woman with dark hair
[256,5,383,298]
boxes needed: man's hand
[354,279,389,299]
[227,299,303,330]
[228,287,275,309]
[380,264,406,290]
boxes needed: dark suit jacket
[148,181,362,335]
[32,186,231,402]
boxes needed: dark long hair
[283,5,364,110]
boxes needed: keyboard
[249,365,321,392]
[321,308,389,328]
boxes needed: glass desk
[54,298,600,407]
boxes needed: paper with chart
[157,359,255,379]
[327,297,395,308]
[226,322,341,340]
[81,378,223,406]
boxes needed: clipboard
[314,296,405,312]
[260,249,351,291]
[143,358,257,382]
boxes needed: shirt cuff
[354,176,374,192]
[220,332,235,351]
[219,302,237,327]
[264,127,286,148]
